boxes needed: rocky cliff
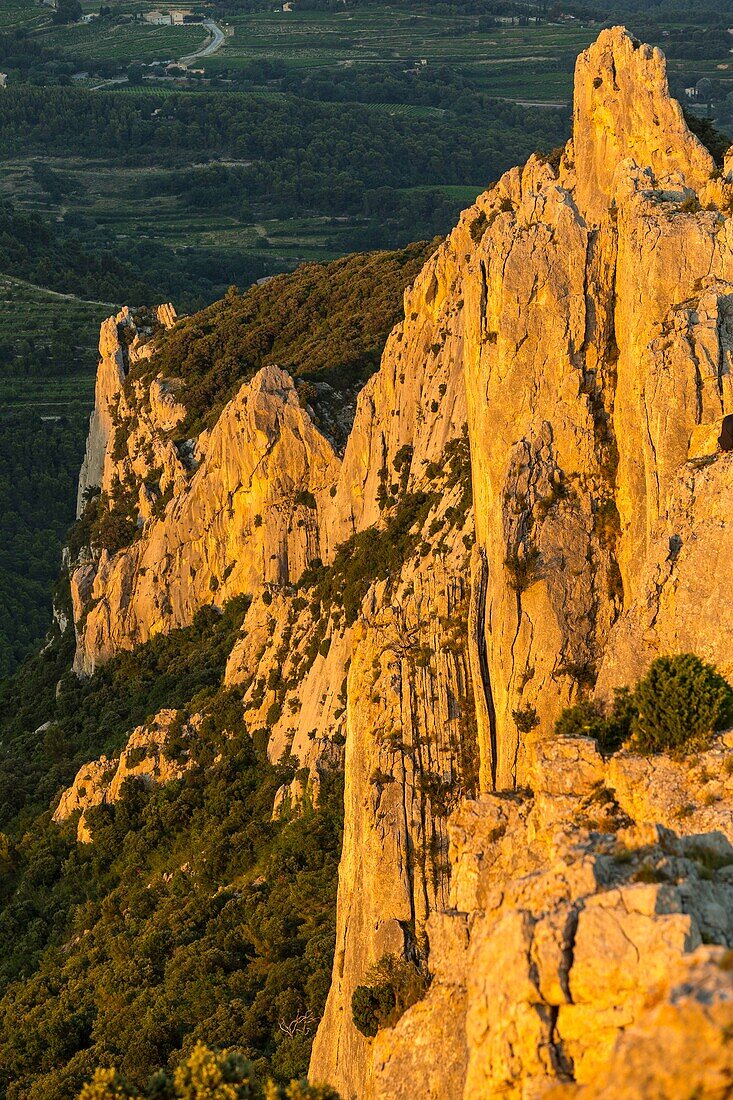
[65,23,733,1100]
[461,30,733,792]
[368,733,733,1099]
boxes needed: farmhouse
[145,10,172,25]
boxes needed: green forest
[0,85,567,277]
[0,601,343,1099]
[131,241,438,439]
[0,413,87,678]
[0,202,150,308]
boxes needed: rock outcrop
[65,23,733,1100]
[53,709,195,842]
[313,25,733,1097]
[461,29,733,789]
[72,363,340,674]
[571,30,714,223]
[76,305,178,517]
[71,244,467,677]
[366,732,733,1099]
[310,471,478,1097]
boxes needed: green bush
[78,1068,138,1099]
[554,655,733,758]
[469,210,487,243]
[78,1042,340,1099]
[172,1042,256,1100]
[124,746,149,768]
[351,982,396,1039]
[504,547,541,592]
[351,954,430,1038]
[630,654,733,756]
[554,688,635,754]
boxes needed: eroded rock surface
[53,709,195,843]
[367,734,733,1100]
[72,362,340,674]
[63,24,733,1100]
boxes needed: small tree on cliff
[630,654,733,756]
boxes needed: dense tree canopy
[0,413,86,678]
[0,602,343,1098]
[132,240,438,440]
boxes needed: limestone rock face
[366,735,733,1100]
[64,23,733,1100]
[550,953,733,1099]
[224,585,352,770]
[76,306,178,516]
[311,25,733,1099]
[310,474,479,1098]
[72,246,466,676]
[76,310,129,517]
[72,363,341,674]
[571,29,714,223]
[459,26,733,787]
[597,448,733,693]
[53,709,194,842]
[322,236,468,553]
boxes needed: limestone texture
[53,709,195,842]
[72,360,340,675]
[366,734,733,1100]
[64,23,733,1100]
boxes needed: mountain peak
[572,25,717,223]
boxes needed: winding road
[180,20,226,66]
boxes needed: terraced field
[203,10,597,103]
[0,275,113,415]
[197,8,733,104]
[0,0,45,32]
[34,20,204,65]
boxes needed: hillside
[2,21,733,1100]
[0,204,149,676]
[0,61,567,676]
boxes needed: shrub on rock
[351,954,430,1038]
[630,654,733,756]
[554,688,635,754]
[554,654,733,758]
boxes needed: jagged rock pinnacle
[572,26,716,223]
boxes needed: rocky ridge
[62,23,733,1100]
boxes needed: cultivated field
[34,20,204,65]
[204,10,595,103]
[0,0,46,31]
[0,275,112,415]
